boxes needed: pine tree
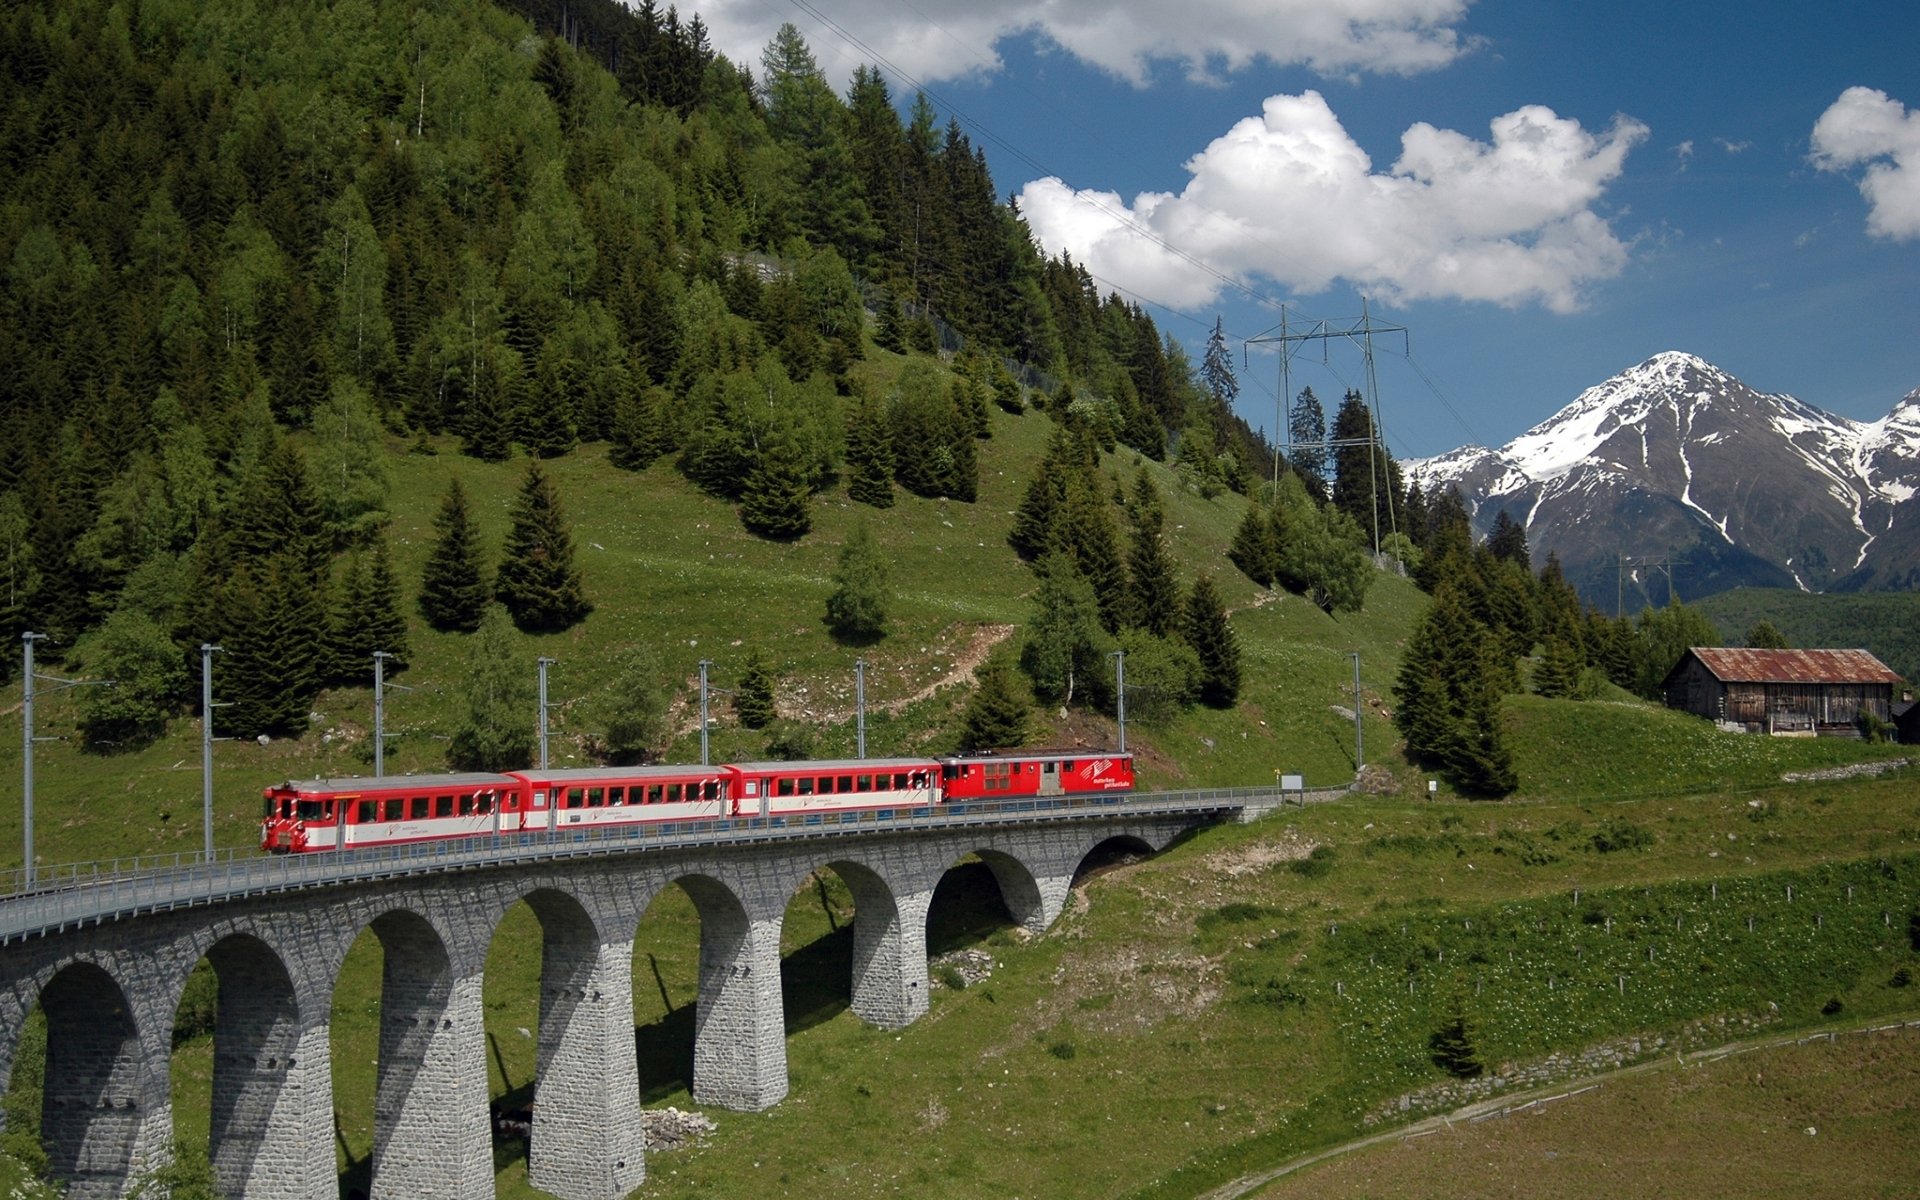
[1428,991,1485,1078]
[495,459,592,632]
[447,603,535,771]
[1199,316,1238,407]
[1182,574,1242,708]
[845,388,895,508]
[1059,480,1126,634]
[346,534,410,672]
[734,650,777,729]
[958,652,1030,752]
[825,521,890,642]
[609,385,665,471]
[1487,510,1530,566]
[1228,504,1277,588]
[739,419,814,540]
[1448,634,1518,796]
[1745,619,1789,649]
[418,478,490,633]
[1124,473,1180,637]
[1287,386,1328,491]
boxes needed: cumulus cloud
[689,0,1476,87]
[1017,91,1648,313]
[1810,87,1920,241]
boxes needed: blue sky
[689,1,1920,458]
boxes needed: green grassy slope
[0,361,1426,872]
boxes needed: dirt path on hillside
[1195,1014,1920,1200]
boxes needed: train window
[776,777,796,797]
[667,783,683,803]
[384,798,405,822]
[411,797,429,820]
[560,788,579,809]
[744,781,759,798]
[582,787,600,807]
[459,794,476,816]
[435,795,454,818]
[358,800,377,824]
[609,787,625,806]
[942,763,958,780]
[646,785,663,804]
[797,777,815,796]
[838,775,853,793]
[1062,760,1076,773]
[261,797,275,819]
[857,774,873,792]
[297,799,325,821]
[1043,761,1058,775]
[477,793,494,815]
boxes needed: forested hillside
[0,0,1284,737]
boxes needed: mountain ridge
[1406,351,1920,608]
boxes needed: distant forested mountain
[0,0,1272,686]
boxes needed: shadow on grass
[783,923,854,1036]
[927,861,1018,957]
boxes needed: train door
[1038,761,1064,796]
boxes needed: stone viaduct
[0,795,1265,1199]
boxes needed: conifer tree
[345,534,410,672]
[1394,579,1479,767]
[609,385,665,471]
[597,644,669,765]
[1287,386,1328,491]
[419,478,490,633]
[320,551,371,687]
[734,650,777,729]
[825,521,891,642]
[1124,473,1180,637]
[958,651,1031,752]
[739,419,814,540]
[495,459,591,632]
[1428,991,1485,1078]
[1487,510,1530,566]
[448,603,535,771]
[1182,575,1242,708]
[1059,481,1126,634]
[845,388,895,508]
[1449,635,1518,795]
[1745,619,1789,649]
[1228,505,1278,588]
[1200,316,1238,407]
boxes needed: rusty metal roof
[1682,647,1905,685]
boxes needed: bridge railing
[0,786,1315,944]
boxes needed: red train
[261,751,1134,852]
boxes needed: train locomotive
[260,750,1135,853]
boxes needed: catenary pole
[855,658,867,759]
[201,643,223,864]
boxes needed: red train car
[262,751,1134,853]
[727,758,940,818]
[937,751,1134,800]
[261,773,524,852]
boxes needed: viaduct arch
[0,813,1211,1199]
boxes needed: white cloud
[1017,91,1648,313]
[1673,140,1694,170]
[1810,87,1920,241]
[1715,137,1750,154]
[686,0,1476,88]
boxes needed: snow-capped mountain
[1406,352,1920,608]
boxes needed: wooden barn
[1662,648,1905,735]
